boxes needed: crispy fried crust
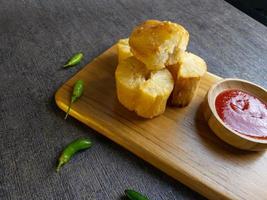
[167,52,207,107]
[115,56,174,118]
[129,20,189,70]
[117,38,133,63]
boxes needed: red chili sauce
[215,89,267,139]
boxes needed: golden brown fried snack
[129,20,189,70]
[117,38,133,63]
[115,56,174,118]
[167,52,207,107]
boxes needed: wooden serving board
[55,45,267,200]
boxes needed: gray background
[1,0,267,199]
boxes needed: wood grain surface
[55,45,267,200]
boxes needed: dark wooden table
[0,0,266,199]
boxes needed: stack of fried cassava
[115,20,207,118]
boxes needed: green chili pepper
[125,189,149,200]
[64,52,84,68]
[56,138,92,172]
[65,79,84,119]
